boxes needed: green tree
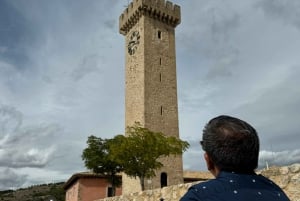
[110,123,190,190]
[81,136,123,196]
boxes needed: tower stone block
[119,0,183,194]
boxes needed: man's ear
[204,152,214,171]
[204,152,219,177]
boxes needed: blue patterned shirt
[180,171,290,201]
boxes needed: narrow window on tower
[158,30,161,39]
[160,106,163,115]
[159,58,161,65]
[161,172,168,188]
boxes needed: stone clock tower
[119,0,182,194]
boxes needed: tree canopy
[109,123,190,190]
[81,123,189,191]
[81,136,123,196]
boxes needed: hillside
[0,182,65,201]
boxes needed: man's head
[201,115,259,174]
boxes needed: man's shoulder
[190,179,226,195]
[180,172,290,201]
[191,178,223,190]
[179,179,225,201]
[190,176,233,195]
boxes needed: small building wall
[65,181,79,201]
[64,171,211,201]
[64,173,122,201]
[79,178,122,201]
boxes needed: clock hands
[128,31,140,55]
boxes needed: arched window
[158,30,162,39]
[161,172,167,188]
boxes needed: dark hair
[202,115,259,173]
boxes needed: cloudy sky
[1,0,300,190]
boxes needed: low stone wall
[95,182,193,201]
[96,163,300,201]
[259,163,300,200]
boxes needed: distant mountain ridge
[0,182,65,201]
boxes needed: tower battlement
[119,0,181,35]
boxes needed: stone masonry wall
[120,0,183,194]
[96,163,300,201]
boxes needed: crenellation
[166,1,173,10]
[174,4,180,13]
[119,0,180,35]
[156,0,165,7]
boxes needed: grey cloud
[261,132,300,152]
[205,9,240,80]
[205,56,235,80]
[0,105,22,135]
[0,46,8,53]
[0,105,60,168]
[0,1,36,70]
[232,68,300,144]
[0,168,27,190]
[0,60,18,79]
[46,143,85,173]
[258,149,300,168]
[185,139,202,151]
[182,139,206,171]
[257,0,300,29]
[0,147,55,168]
[183,141,300,171]
[210,11,240,44]
[71,54,102,81]
[183,151,206,171]
[178,1,240,48]
[104,19,117,30]
[5,123,60,148]
[177,1,241,82]
[182,139,206,170]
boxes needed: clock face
[128,31,140,55]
